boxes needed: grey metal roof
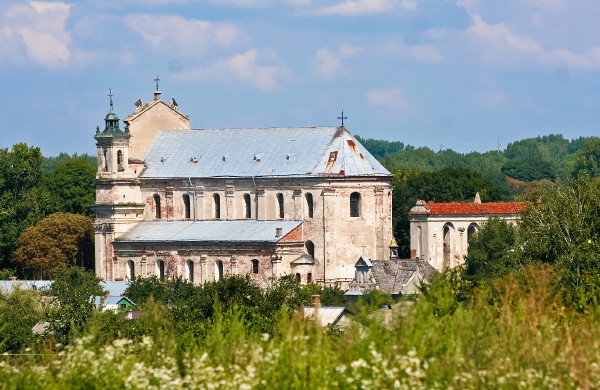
[140,126,391,179]
[303,307,349,327]
[116,220,303,243]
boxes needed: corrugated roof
[410,201,528,216]
[140,126,391,178]
[116,220,303,243]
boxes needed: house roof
[370,259,438,295]
[410,200,528,216]
[91,295,136,308]
[139,126,391,179]
[115,220,303,243]
[303,307,349,327]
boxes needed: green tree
[47,267,103,343]
[516,177,600,309]
[44,157,96,216]
[463,217,521,284]
[572,138,600,178]
[0,289,45,352]
[11,213,94,279]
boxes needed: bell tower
[93,90,145,281]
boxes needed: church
[93,85,393,288]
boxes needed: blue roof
[116,220,303,243]
[91,295,135,307]
[140,126,391,179]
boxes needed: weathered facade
[408,195,527,271]
[93,89,393,287]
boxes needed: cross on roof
[108,88,114,108]
[154,76,161,91]
[337,110,348,126]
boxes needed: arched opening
[350,192,361,217]
[443,224,453,269]
[215,260,224,281]
[305,193,314,218]
[307,272,312,283]
[251,259,259,274]
[305,240,315,258]
[187,260,194,283]
[117,150,123,170]
[277,193,284,219]
[156,260,165,281]
[244,194,251,219]
[213,194,221,219]
[416,226,423,259]
[103,149,108,171]
[127,260,135,281]
[295,273,301,283]
[467,224,478,244]
[183,194,191,219]
[154,195,161,219]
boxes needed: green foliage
[0,268,16,280]
[501,158,557,181]
[463,217,520,284]
[11,213,94,279]
[0,289,44,352]
[47,267,103,343]
[572,137,600,178]
[43,157,96,216]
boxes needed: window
[305,240,315,258]
[252,259,259,274]
[127,260,135,281]
[350,192,361,217]
[295,273,301,283]
[213,194,221,219]
[103,149,108,171]
[277,193,284,219]
[157,260,165,281]
[154,195,161,219]
[187,260,194,283]
[467,224,478,244]
[215,260,224,281]
[305,193,314,218]
[117,150,123,169]
[183,194,191,219]
[244,194,251,218]
[307,273,312,283]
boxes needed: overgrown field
[1,268,599,389]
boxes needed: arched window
[117,150,123,169]
[215,260,224,281]
[295,273,301,283]
[213,194,221,219]
[307,272,313,283]
[305,193,314,218]
[305,240,315,258]
[187,260,194,283]
[127,260,135,281]
[467,224,478,243]
[443,224,454,269]
[156,260,165,281]
[276,193,284,219]
[103,149,108,171]
[350,192,361,217]
[251,259,259,274]
[183,194,191,219]
[154,195,161,219]
[244,194,251,219]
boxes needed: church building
[93,86,393,288]
[408,194,527,271]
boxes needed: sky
[1,0,600,157]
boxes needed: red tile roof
[410,201,528,216]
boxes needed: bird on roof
[171,98,178,107]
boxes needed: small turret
[94,89,131,176]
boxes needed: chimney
[275,227,283,237]
[8,276,17,281]
[474,192,481,204]
[311,294,321,308]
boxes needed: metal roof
[140,126,391,179]
[116,220,303,243]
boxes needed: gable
[140,127,391,179]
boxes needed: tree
[0,289,45,352]
[572,138,600,178]
[11,213,94,279]
[463,217,520,284]
[47,267,103,343]
[516,177,600,309]
[43,157,96,216]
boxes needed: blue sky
[1,0,600,156]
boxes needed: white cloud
[316,0,415,16]
[0,1,73,68]
[125,14,239,57]
[366,86,406,110]
[465,14,600,70]
[174,49,289,91]
[313,45,359,78]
